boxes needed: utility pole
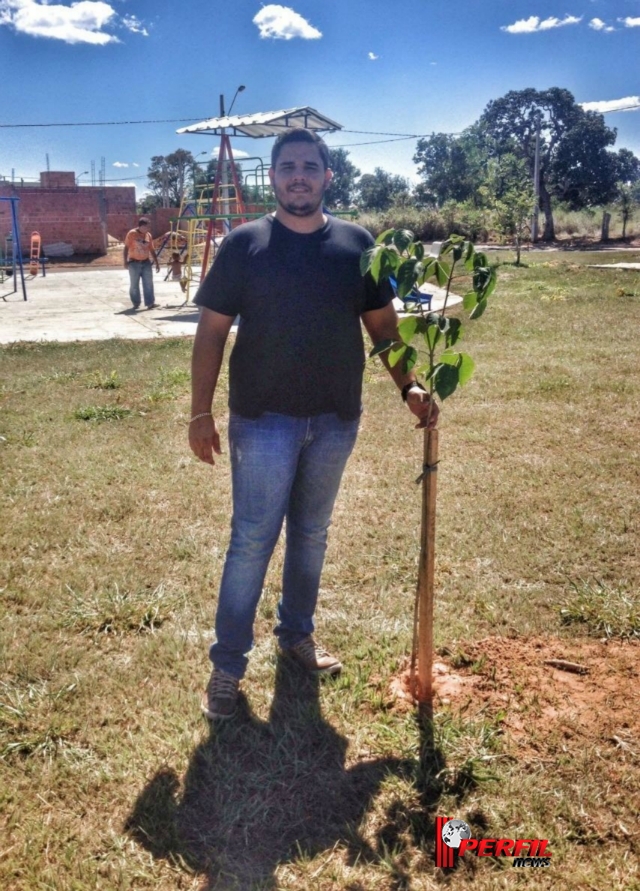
[219,94,231,231]
[531,117,541,243]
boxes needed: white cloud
[0,0,149,44]
[113,161,129,168]
[122,14,148,37]
[502,14,582,34]
[132,163,139,168]
[619,16,640,28]
[253,4,321,40]
[581,96,640,113]
[368,51,378,60]
[212,146,250,159]
[589,18,614,32]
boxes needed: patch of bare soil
[391,636,639,757]
[44,245,125,271]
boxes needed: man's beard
[274,185,325,218]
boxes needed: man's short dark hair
[271,129,330,171]
[138,217,150,226]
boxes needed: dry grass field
[1,249,639,890]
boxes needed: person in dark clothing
[189,128,438,720]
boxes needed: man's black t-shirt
[194,215,392,419]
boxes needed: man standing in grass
[189,128,438,720]
[123,217,160,310]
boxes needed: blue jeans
[210,411,360,678]
[128,260,155,307]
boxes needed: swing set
[165,105,344,304]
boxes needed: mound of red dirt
[391,636,639,756]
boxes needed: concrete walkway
[0,267,461,345]
[0,268,202,343]
[588,263,640,270]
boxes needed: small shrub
[88,370,121,390]
[73,405,132,421]
[559,580,640,639]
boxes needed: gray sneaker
[201,668,239,720]
[284,636,342,676]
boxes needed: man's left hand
[407,387,439,429]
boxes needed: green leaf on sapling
[396,258,420,298]
[389,343,408,368]
[401,346,418,373]
[445,317,462,347]
[475,266,497,300]
[393,229,415,255]
[434,260,451,288]
[424,323,441,351]
[439,350,460,366]
[369,338,395,358]
[470,298,488,320]
[380,249,401,280]
[360,244,382,279]
[375,228,395,246]
[458,352,475,385]
[441,235,464,256]
[420,257,437,282]
[463,240,475,268]
[398,316,418,344]
[433,363,460,400]
[463,290,479,312]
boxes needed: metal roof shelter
[176,106,343,138]
[174,106,343,290]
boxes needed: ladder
[29,231,41,276]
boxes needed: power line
[1,101,638,131]
[0,116,214,129]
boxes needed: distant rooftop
[176,106,342,138]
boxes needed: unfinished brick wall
[39,172,76,189]
[0,174,136,256]
[148,207,182,240]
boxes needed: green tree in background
[357,168,411,211]
[147,149,197,208]
[325,149,360,208]
[478,88,618,241]
[413,130,484,206]
[488,154,534,264]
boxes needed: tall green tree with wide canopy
[477,88,619,241]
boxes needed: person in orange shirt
[123,217,160,310]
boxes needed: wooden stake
[416,428,438,708]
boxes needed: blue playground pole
[1,196,27,301]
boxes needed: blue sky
[1,0,639,197]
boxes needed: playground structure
[29,231,42,276]
[153,153,272,303]
[0,196,27,300]
[164,105,343,303]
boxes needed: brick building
[0,172,137,256]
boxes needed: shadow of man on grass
[125,655,452,890]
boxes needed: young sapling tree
[361,230,497,709]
